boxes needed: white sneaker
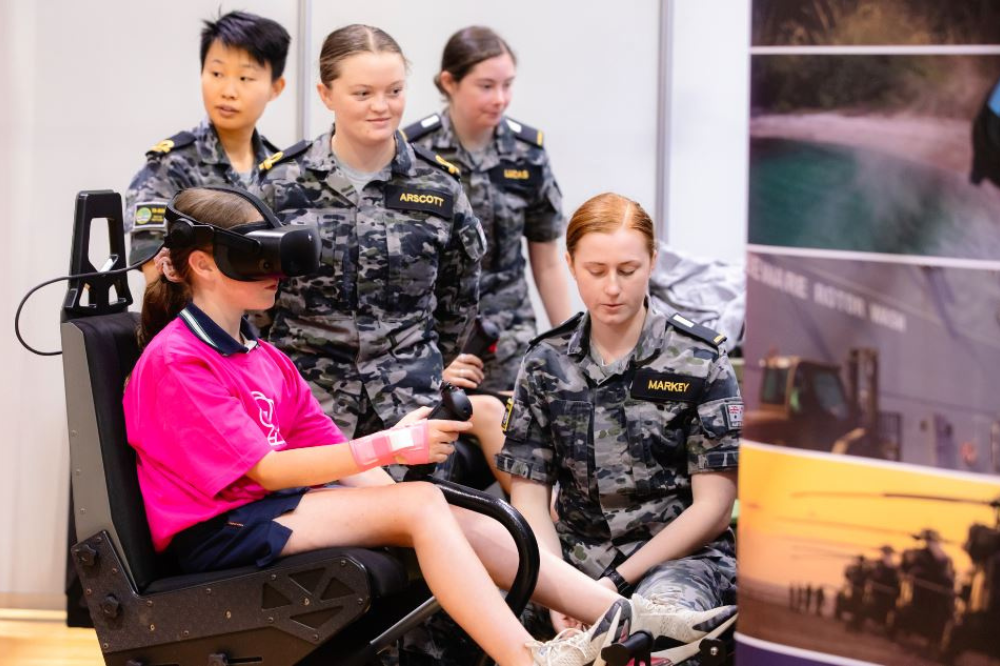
[630,595,737,644]
[649,612,738,664]
[528,599,633,666]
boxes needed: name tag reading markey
[630,368,704,403]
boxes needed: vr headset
[163,186,320,281]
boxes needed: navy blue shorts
[168,487,309,573]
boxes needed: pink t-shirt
[123,315,346,552]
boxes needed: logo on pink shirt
[252,391,286,448]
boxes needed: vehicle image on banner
[745,348,900,460]
[743,253,1000,474]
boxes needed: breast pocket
[488,190,528,271]
[549,400,594,493]
[623,400,690,497]
[384,211,449,318]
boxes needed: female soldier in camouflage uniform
[403,26,570,395]
[125,11,289,281]
[257,25,503,446]
[498,193,741,662]
[403,26,571,491]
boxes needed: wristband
[348,421,430,470]
[605,568,632,595]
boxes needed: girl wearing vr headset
[126,186,694,666]
[256,24,508,488]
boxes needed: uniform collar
[567,298,664,365]
[494,116,519,158]
[303,125,414,179]
[437,110,513,165]
[431,110,459,152]
[178,303,258,356]
[195,118,270,167]
[632,302,669,364]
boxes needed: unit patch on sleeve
[488,162,542,189]
[132,201,167,229]
[501,397,514,433]
[630,368,705,403]
[723,402,744,430]
[384,185,454,218]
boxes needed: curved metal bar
[433,478,541,617]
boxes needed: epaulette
[145,131,196,158]
[258,140,311,172]
[529,312,584,347]
[411,144,461,179]
[505,117,544,148]
[399,114,443,142]
[666,313,727,348]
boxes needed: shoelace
[526,627,593,665]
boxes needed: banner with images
[740,2,1000,665]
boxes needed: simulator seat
[61,191,539,666]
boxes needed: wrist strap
[348,421,430,470]
[606,568,632,595]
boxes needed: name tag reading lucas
[630,368,704,403]
[384,185,454,218]
[489,163,542,189]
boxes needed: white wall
[0,0,748,607]
[664,1,751,265]
[0,0,300,609]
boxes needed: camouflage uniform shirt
[258,128,486,438]
[124,118,278,264]
[404,112,563,391]
[497,303,742,578]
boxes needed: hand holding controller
[403,383,474,480]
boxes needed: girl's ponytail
[138,276,191,350]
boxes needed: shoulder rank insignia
[666,313,727,348]
[400,114,443,142]
[529,311,584,347]
[411,144,461,179]
[259,140,310,172]
[505,117,544,148]
[145,131,195,158]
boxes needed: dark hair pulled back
[138,188,260,349]
[434,26,516,97]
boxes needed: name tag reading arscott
[630,368,704,403]
[384,185,454,218]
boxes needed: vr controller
[462,317,500,358]
[404,382,473,481]
[426,381,474,421]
